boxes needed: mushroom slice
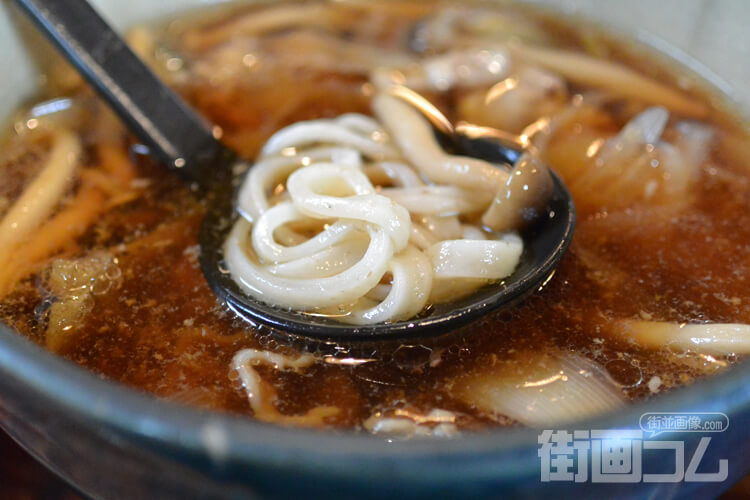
[481,153,554,232]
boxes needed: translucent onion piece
[420,48,511,91]
[458,66,567,134]
[411,6,552,52]
[44,252,117,352]
[428,233,522,280]
[674,121,714,160]
[631,106,670,144]
[587,107,670,187]
[372,44,511,91]
[670,120,715,194]
[454,351,625,426]
[570,106,711,212]
[613,320,750,355]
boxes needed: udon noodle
[225,94,538,324]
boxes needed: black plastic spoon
[12,0,575,343]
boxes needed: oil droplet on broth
[605,358,643,388]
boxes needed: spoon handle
[11,0,235,185]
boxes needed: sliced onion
[454,350,625,426]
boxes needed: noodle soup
[1,0,749,436]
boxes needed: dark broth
[1,0,749,432]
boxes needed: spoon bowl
[200,169,574,342]
[14,0,575,343]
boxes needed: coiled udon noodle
[224,93,532,324]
